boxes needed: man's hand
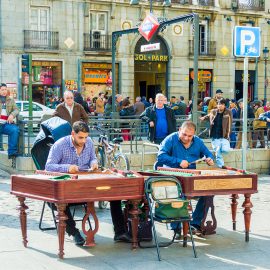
[90,163,99,171]
[7,114,14,124]
[199,116,205,121]
[180,160,189,169]
[149,121,154,127]
[69,165,79,173]
[205,157,214,166]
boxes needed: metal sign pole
[242,57,248,171]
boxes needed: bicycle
[94,126,130,209]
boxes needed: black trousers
[49,203,79,236]
[110,200,126,235]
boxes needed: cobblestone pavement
[1,170,270,270]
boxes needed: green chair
[143,176,197,260]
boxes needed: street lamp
[130,0,171,13]
[263,46,269,105]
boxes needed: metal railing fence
[0,115,267,157]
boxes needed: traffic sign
[234,26,260,58]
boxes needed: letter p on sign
[234,26,260,58]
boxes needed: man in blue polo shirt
[157,120,215,235]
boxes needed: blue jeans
[211,138,230,168]
[0,123,19,155]
[171,197,209,230]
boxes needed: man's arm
[157,137,182,168]
[79,104,89,123]
[45,143,71,173]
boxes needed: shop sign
[84,70,109,83]
[134,54,168,62]
[141,43,160,52]
[65,80,78,91]
[190,70,212,82]
[139,14,160,42]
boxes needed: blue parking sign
[234,26,260,57]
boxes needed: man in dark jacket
[140,93,176,144]
[200,98,232,168]
[54,91,89,125]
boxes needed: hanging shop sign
[134,54,168,62]
[139,14,160,42]
[190,70,212,82]
[84,70,109,83]
[65,80,78,91]
[141,43,160,52]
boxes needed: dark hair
[99,92,104,96]
[72,121,89,133]
[217,98,226,105]
[181,120,196,131]
[107,95,112,105]
[122,98,130,107]
[180,96,184,101]
[171,96,176,99]
[1,83,7,87]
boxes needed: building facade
[0,0,269,105]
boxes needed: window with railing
[84,33,111,51]
[189,40,216,57]
[233,0,265,11]
[24,30,59,50]
[197,0,214,6]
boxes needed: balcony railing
[189,40,216,57]
[24,30,59,50]
[197,0,214,6]
[234,0,265,11]
[84,33,111,52]
[171,0,192,4]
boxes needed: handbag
[128,219,153,242]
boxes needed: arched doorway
[134,35,169,100]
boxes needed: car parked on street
[15,101,55,129]
[15,101,55,119]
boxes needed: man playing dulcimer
[157,120,215,237]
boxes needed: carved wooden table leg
[17,196,28,247]
[182,221,189,247]
[56,203,67,259]
[201,196,217,235]
[242,194,253,242]
[231,194,239,231]
[128,200,141,249]
[82,202,99,247]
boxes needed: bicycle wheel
[96,147,106,169]
[112,153,130,171]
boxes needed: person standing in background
[140,93,176,144]
[200,98,232,168]
[54,90,88,125]
[208,89,224,113]
[252,100,266,148]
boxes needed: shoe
[114,232,132,243]
[73,231,85,246]
[175,232,181,240]
[190,224,202,234]
[8,153,18,159]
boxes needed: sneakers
[173,229,182,240]
[114,232,132,243]
[73,231,85,246]
[190,224,202,234]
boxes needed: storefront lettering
[134,54,168,62]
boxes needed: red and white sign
[139,14,160,42]
[141,42,160,52]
